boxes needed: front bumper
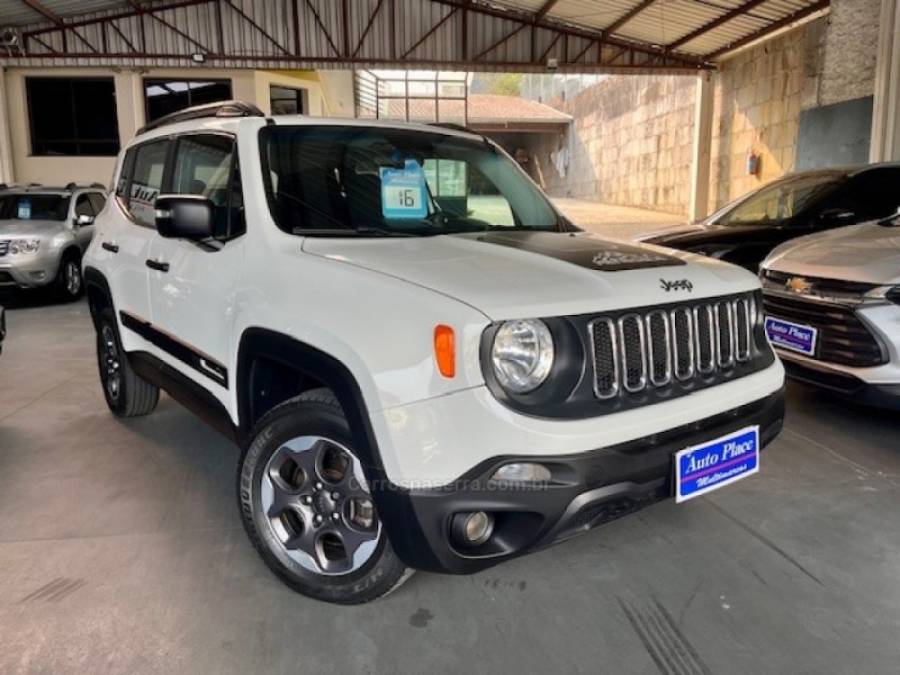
[780,354,900,410]
[0,252,60,289]
[376,387,785,574]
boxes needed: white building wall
[0,66,354,186]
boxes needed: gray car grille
[0,241,8,257]
[589,295,756,399]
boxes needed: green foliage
[487,73,523,97]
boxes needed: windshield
[713,174,843,226]
[0,193,70,222]
[260,125,564,236]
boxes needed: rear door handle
[145,259,170,273]
[101,242,119,253]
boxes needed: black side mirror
[818,207,857,225]
[155,194,214,240]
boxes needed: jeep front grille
[589,295,756,400]
[0,241,8,257]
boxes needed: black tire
[95,308,159,417]
[238,389,413,604]
[55,251,84,301]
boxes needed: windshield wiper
[292,226,415,237]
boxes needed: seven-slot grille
[589,296,755,399]
[0,240,8,257]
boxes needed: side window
[88,192,107,214]
[128,140,169,227]
[74,193,95,217]
[850,169,900,219]
[171,134,245,239]
[115,149,135,201]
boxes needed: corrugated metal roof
[0,0,128,26]
[496,0,828,57]
[0,0,828,71]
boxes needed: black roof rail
[136,100,265,136]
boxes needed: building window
[270,85,308,115]
[144,79,232,123]
[26,77,120,156]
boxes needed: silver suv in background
[0,184,106,300]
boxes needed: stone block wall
[525,0,882,217]
[707,22,819,210]
[532,75,697,216]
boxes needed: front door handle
[101,242,119,253]
[145,259,170,273]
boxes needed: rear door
[101,139,169,353]
[145,132,246,403]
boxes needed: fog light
[29,271,46,280]
[491,462,551,483]
[452,511,494,547]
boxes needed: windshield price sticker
[380,160,428,219]
[17,198,32,220]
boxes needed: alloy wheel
[65,261,82,296]
[260,435,381,575]
[100,324,122,402]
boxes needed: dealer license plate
[675,426,760,503]
[764,316,817,356]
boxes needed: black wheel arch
[236,328,381,465]
[83,266,114,328]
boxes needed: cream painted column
[0,68,15,184]
[689,71,714,222]
[870,0,900,162]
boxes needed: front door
[145,132,246,407]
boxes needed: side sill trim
[119,310,229,389]
[129,351,239,444]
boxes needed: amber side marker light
[434,324,456,378]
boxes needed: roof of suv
[129,99,487,147]
[0,184,105,194]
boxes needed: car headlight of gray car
[7,238,41,255]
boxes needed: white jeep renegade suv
[84,101,785,604]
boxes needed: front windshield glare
[0,194,70,222]
[260,125,562,236]
[715,175,841,226]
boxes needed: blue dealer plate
[765,316,817,356]
[675,426,759,503]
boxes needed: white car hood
[763,221,900,284]
[302,230,760,319]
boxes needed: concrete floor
[2,294,900,675]
[552,198,683,238]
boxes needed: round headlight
[490,319,555,394]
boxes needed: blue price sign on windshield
[380,160,428,219]
[17,197,32,220]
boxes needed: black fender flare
[235,327,440,570]
[83,266,114,328]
